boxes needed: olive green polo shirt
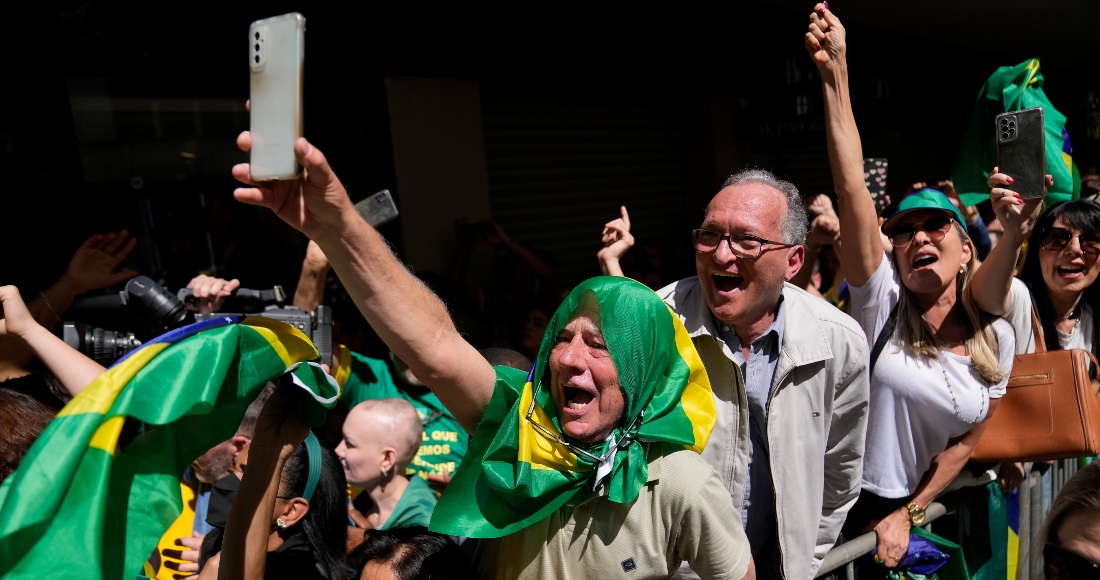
[474,445,752,580]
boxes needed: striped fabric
[0,316,337,579]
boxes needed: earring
[381,466,390,478]
[276,518,287,529]
[960,265,966,275]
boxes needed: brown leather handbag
[970,308,1100,462]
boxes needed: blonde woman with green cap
[808,4,1014,573]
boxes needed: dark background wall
[3,0,1098,292]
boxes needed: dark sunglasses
[1040,227,1100,255]
[1044,543,1100,579]
[889,214,955,248]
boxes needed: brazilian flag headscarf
[430,276,716,538]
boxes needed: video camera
[62,276,332,365]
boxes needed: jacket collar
[675,279,834,370]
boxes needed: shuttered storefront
[481,84,692,285]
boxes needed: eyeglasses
[1040,227,1100,255]
[691,229,795,260]
[524,377,642,464]
[1044,543,1100,579]
[889,214,955,248]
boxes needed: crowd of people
[1,5,1099,580]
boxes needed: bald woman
[336,398,438,537]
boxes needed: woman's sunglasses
[1044,542,1100,579]
[1039,227,1100,255]
[889,214,955,248]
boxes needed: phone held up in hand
[249,13,305,181]
[995,107,1046,200]
[864,158,888,212]
[354,190,401,228]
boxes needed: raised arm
[969,168,1047,315]
[0,286,106,396]
[597,206,634,277]
[219,379,309,580]
[291,241,331,311]
[0,231,137,380]
[231,134,495,433]
[806,5,883,286]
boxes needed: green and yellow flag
[952,58,1081,206]
[430,276,716,538]
[0,315,338,579]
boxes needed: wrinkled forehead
[560,290,604,336]
[703,183,786,233]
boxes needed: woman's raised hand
[805,3,846,72]
[986,167,1048,241]
[250,375,312,460]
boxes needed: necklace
[938,359,985,424]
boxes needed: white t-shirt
[850,254,1014,498]
[1004,277,1095,355]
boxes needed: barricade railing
[814,458,1081,580]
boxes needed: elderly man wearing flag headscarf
[230,135,755,579]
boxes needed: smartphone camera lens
[254,54,260,64]
[254,32,260,40]
[254,43,260,52]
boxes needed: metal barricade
[815,458,1082,580]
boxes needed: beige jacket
[659,279,869,579]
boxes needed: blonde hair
[893,222,1006,384]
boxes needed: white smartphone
[249,13,305,181]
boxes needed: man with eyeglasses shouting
[229,131,756,579]
[659,167,871,579]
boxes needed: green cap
[881,189,966,234]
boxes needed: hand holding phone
[995,107,1046,200]
[249,13,305,181]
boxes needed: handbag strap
[869,303,900,378]
[1029,303,1047,354]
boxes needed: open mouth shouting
[911,250,939,271]
[563,384,597,413]
[1056,262,1086,280]
[712,271,745,294]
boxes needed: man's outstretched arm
[232,132,495,433]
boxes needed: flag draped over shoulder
[430,276,716,538]
[951,58,1081,207]
[0,315,338,579]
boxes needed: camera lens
[254,54,260,63]
[254,43,260,52]
[1002,132,1010,139]
[255,32,260,40]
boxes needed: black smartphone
[864,158,888,211]
[996,107,1046,199]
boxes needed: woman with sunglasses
[1041,461,1100,579]
[808,6,1014,573]
[971,177,1099,358]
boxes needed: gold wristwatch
[906,501,926,525]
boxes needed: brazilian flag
[951,58,1081,206]
[0,316,338,579]
[430,277,716,538]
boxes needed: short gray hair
[720,169,808,245]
